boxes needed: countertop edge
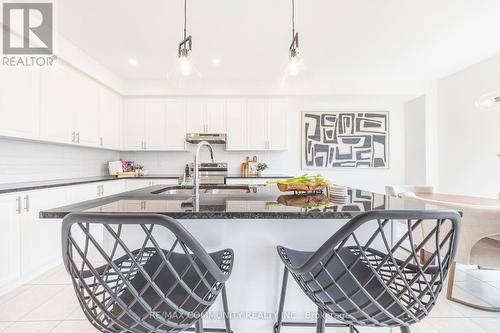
[0,175,293,195]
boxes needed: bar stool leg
[195,318,203,333]
[221,285,232,333]
[400,325,411,333]
[274,268,289,333]
[316,308,325,333]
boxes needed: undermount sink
[152,185,253,195]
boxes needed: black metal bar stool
[274,210,461,333]
[62,213,234,333]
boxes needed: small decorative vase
[257,171,263,177]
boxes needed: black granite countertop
[40,184,418,220]
[0,175,181,194]
[0,174,293,195]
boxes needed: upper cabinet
[226,98,288,151]
[99,87,122,150]
[40,63,76,144]
[122,98,186,151]
[165,99,187,151]
[0,67,40,140]
[186,99,226,133]
[39,62,118,149]
[0,62,288,153]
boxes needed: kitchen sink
[152,185,254,195]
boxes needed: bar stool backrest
[61,213,233,333]
[278,210,461,328]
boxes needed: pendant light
[475,92,500,111]
[167,0,201,87]
[287,0,304,76]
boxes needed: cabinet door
[124,179,153,191]
[20,189,66,280]
[0,194,21,290]
[0,67,40,140]
[75,74,100,147]
[246,99,268,150]
[99,87,122,150]
[40,63,76,144]
[122,99,145,150]
[144,99,167,150]
[267,99,288,150]
[186,99,205,133]
[165,99,187,150]
[205,99,226,133]
[102,180,124,196]
[226,99,247,150]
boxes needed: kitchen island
[40,184,424,333]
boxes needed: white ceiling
[56,0,500,91]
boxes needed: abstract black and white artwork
[302,111,389,168]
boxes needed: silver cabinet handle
[97,185,101,196]
[76,132,80,144]
[16,197,22,214]
[101,184,104,196]
[100,137,103,147]
[144,141,147,150]
[24,195,29,212]
[72,131,76,143]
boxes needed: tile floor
[0,264,499,332]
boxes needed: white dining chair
[385,185,434,198]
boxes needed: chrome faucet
[193,141,216,198]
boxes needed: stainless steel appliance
[185,133,227,144]
[188,162,227,185]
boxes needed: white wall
[404,96,427,185]
[121,95,408,194]
[0,138,119,184]
[437,54,500,197]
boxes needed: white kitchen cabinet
[246,99,268,150]
[267,99,288,150]
[226,99,248,150]
[40,62,102,147]
[122,98,169,151]
[186,99,205,133]
[99,87,122,150]
[40,63,75,144]
[75,74,101,147]
[124,178,178,191]
[0,194,22,294]
[123,98,145,150]
[226,98,288,151]
[0,67,40,140]
[124,179,154,191]
[101,180,124,196]
[144,99,167,150]
[186,99,226,133]
[165,99,187,150]
[205,99,227,133]
[20,188,66,281]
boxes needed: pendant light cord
[291,0,295,38]
[184,0,187,39]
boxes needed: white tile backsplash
[0,138,119,184]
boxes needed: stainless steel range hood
[185,133,227,144]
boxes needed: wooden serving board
[277,182,327,193]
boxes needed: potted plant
[257,163,268,176]
[134,164,146,177]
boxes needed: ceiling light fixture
[167,0,201,87]
[177,0,197,77]
[475,92,500,111]
[287,0,304,76]
[212,58,220,65]
[128,58,137,66]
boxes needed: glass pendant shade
[287,52,305,76]
[167,54,201,88]
[476,92,500,111]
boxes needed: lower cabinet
[0,194,22,294]
[124,178,179,191]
